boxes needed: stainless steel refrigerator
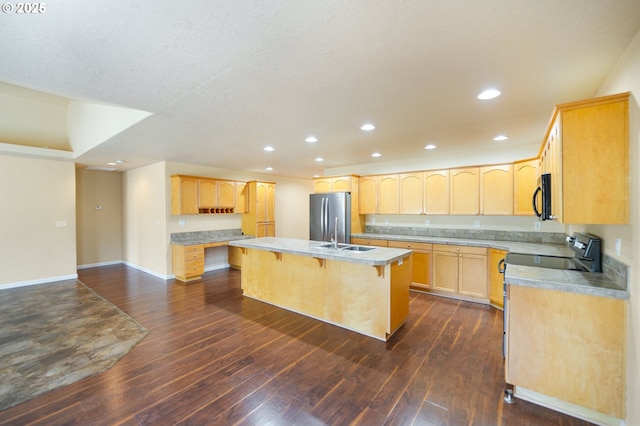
[309,192,351,244]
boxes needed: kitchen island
[228,237,412,341]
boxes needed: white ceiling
[1,0,639,178]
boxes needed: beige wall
[122,162,168,278]
[0,155,77,287]
[76,169,123,267]
[589,29,640,424]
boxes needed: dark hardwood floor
[0,265,592,425]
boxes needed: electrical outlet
[55,220,67,228]
[178,219,186,227]
[534,221,541,230]
[425,219,430,226]
[384,218,389,225]
[615,238,621,256]
[371,217,376,224]
[474,220,480,228]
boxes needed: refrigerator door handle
[320,198,325,241]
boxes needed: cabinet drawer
[388,241,432,251]
[352,238,388,247]
[433,244,486,256]
[185,259,204,276]
[184,244,204,256]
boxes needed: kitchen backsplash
[365,225,566,244]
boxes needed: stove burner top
[505,253,587,271]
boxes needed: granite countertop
[352,233,574,257]
[353,233,628,300]
[229,237,412,266]
[171,235,253,246]
[505,264,627,299]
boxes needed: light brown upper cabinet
[358,175,378,214]
[480,164,513,215]
[358,174,399,214]
[424,170,450,215]
[513,159,539,216]
[235,182,247,214]
[540,92,629,224]
[198,178,236,209]
[399,172,423,214]
[450,167,479,215]
[313,175,355,193]
[171,175,199,215]
[378,175,399,214]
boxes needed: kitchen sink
[316,243,375,252]
[340,245,375,252]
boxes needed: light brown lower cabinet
[432,244,487,300]
[172,244,204,282]
[488,248,507,308]
[506,285,626,422]
[388,241,432,291]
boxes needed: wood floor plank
[0,265,594,426]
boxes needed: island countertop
[229,237,412,266]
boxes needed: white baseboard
[121,261,171,280]
[515,386,625,426]
[0,274,79,290]
[77,260,123,269]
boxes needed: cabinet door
[171,176,199,215]
[399,172,423,214]
[450,168,479,215]
[432,250,458,293]
[265,183,275,221]
[235,182,247,214]
[378,175,399,214]
[198,178,217,208]
[458,252,487,299]
[562,96,628,224]
[313,178,332,193]
[513,160,538,216]
[489,248,507,308]
[217,180,236,208]
[257,222,275,237]
[480,164,513,215]
[424,170,450,215]
[358,176,378,214]
[331,176,352,192]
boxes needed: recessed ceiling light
[424,144,437,150]
[315,157,324,162]
[477,89,501,100]
[313,174,320,178]
[371,152,381,157]
[264,146,275,152]
[107,162,117,166]
[360,123,376,131]
[266,167,273,171]
[115,160,126,164]
[305,136,318,143]
[493,135,509,141]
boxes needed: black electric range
[505,232,602,273]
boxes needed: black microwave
[533,173,553,221]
